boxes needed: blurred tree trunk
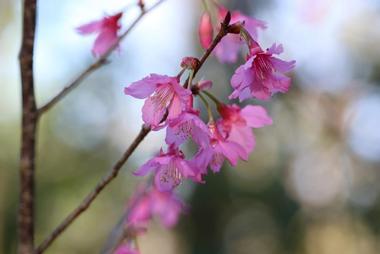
[18,0,38,253]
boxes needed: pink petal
[133,158,159,176]
[152,190,183,228]
[209,151,224,172]
[229,58,255,101]
[270,57,296,73]
[142,84,174,128]
[167,94,182,120]
[241,105,273,128]
[244,17,267,40]
[214,35,242,63]
[92,29,118,56]
[219,140,248,166]
[166,112,210,148]
[175,159,195,178]
[124,74,165,98]
[266,73,291,93]
[154,160,182,191]
[230,57,254,89]
[227,126,255,155]
[267,43,284,55]
[76,20,103,35]
[189,147,213,175]
[250,79,272,100]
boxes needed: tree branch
[37,0,167,116]
[18,0,38,253]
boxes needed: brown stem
[35,10,233,254]
[18,0,38,253]
[35,126,151,254]
[37,0,167,116]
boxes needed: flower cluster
[77,1,295,252]
[124,2,295,195]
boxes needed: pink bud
[199,13,213,49]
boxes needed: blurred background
[1,0,380,253]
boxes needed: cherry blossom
[124,74,192,129]
[166,110,210,148]
[77,12,123,57]
[230,42,296,101]
[191,123,247,174]
[218,104,272,154]
[134,145,197,191]
[127,187,184,231]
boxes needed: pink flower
[190,104,271,175]
[166,110,210,148]
[218,104,272,154]
[124,74,192,129]
[77,12,123,57]
[199,12,213,49]
[191,123,247,173]
[127,187,184,231]
[214,6,266,63]
[230,43,296,101]
[114,243,139,254]
[134,145,197,191]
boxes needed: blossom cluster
[77,1,295,253]
[123,1,294,236]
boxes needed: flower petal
[76,20,103,34]
[124,74,171,99]
[241,105,273,128]
[92,29,118,56]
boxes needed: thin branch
[35,126,151,254]
[35,11,233,254]
[37,0,167,116]
[18,0,38,253]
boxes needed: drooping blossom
[166,109,210,148]
[134,145,197,191]
[230,42,296,101]
[114,242,139,254]
[199,5,266,63]
[218,104,272,154]
[77,12,123,57]
[191,122,248,174]
[124,74,192,129]
[127,187,184,231]
[198,12,213,49]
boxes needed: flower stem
[198,93,214,122]
[186,70,194,89]
[202,90,221,106]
